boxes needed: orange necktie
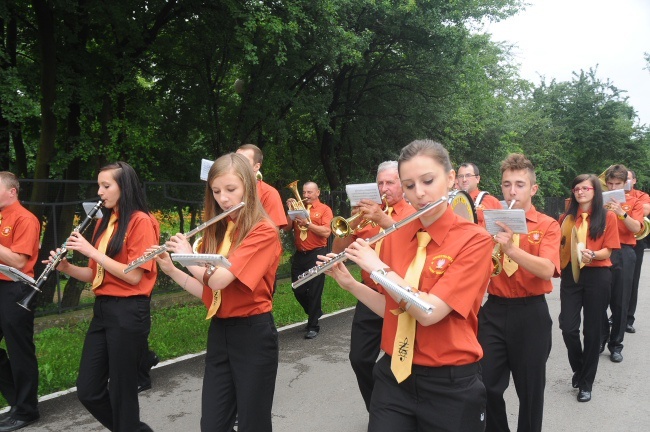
[205,221,235,319]
[502,234,519,277]
[91,213,117,290]
[374,206,393,257]
[299,205,312,241]
[391,231,430,383]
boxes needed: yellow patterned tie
[299,204,312,241]
[92,213,117,290]
[391,231,430,383]
[206,221,235,319]
[577,213,588,269]
[374,207,393,257]
[502,233,519,277]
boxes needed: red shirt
[560,210,620,269]
[488,205,561,298]
[257,180,288,228]
[630,189,650,208]
[615,193,644,246]
[0,201,40,279]
[90,211,160,297]
[469,189,503,228]
[353,198,415,287]
[378,206,494,367]
[292,199,333,251]
[201,219,281,317]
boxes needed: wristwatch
[203,265,217,285]
[618,212,628,220]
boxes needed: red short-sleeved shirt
[90,211,160,297]
[488,205,561,298]
[560,210,620,269]
[293,200,333,251]
[0,201,40,279]
[630,189,650,208]
[201,219,281,317]
[378,206,494,367]
[257,180,288,228]
[615,193,644,246]
[470,189,503,228]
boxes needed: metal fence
[15,180,567,316]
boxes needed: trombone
[331,194,388,238]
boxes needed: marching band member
[0,172,41,432]
[559,174,619,402]
[155,153,281,432]
[478,154,561,432]
[602,164,643,363]
[324,139,493,431]
[457,162,502,227]
[332,160,414,411]
[284,182,333,339]
[54,162,160,431]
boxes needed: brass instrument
[331,194,388,238]
[491,199,516,277]
[292,196,448,289]
[18,200,105,311]
[286,180,310,234]
[124,202,245,273]
[256,171,263,181]
[636,217,650,240]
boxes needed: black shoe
[626,324,636,334]
[0,416,39,432]
[599,341,606,354]
[137,382,152,393]
[305,330,318,339]
[577,389,591,402]
[147,351,160,369]
[572,372,579,389]
[0,408,16,421]
[610,351,623,363]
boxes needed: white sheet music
[345,183,382,207]
[602,189,626,205]
[483,209,529,235]
[200,158,213,181]
[0,264,35,285]
[171,254,231,269]
[288,209,310,221]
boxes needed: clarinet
[291,196,447,289]
[17,200,104,311]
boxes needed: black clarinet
[17,200,104,311]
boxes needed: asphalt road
[9,251,650,431]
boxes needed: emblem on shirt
[622,203,631,212]
[428,254,453,275]
[527,231,543,244]
[313,212,321,218]
[1,226,11,236]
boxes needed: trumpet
[292,196,448,289]
[18,200,105,311]
[124,202,245,273]
[286,180,311,234]
[331,194,388,238]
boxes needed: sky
[483,0,650,126]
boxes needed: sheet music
[0,264,36,285]
[345,183,382,207]
[602,189,626,205]
[483,209,529,235]
[171,254,231,269]
[288,209,310,221]
[200,158,213,181]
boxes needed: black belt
[296,246,326,254]
[384,356,480,379]
[218,312,273,326]
[488,294,546,305]
[96,295,149,301]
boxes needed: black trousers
[201,312,278,432]
[0,281,39,421]
[605,246,636,353]
[559,266,611,392]
[349,300,383,411]
[627,241,645,326]
[77,296,152,432]
[368,355,485,432]
[291,247,327,332]
[478,294,552,432]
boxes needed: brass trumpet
[286,180,311,234]
[331,194,388,238]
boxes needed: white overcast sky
[483,0,650,127]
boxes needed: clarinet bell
[16,287,41,312]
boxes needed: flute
[124,202,245,273]
[291,196,447,289]
[369,270,434,314]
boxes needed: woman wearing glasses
[559,174,619,402]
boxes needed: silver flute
[124,202,245,273]
[369,270,434,314]
[291,196,447,289]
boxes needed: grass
[0,266,360,407]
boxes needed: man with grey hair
[332,161,414,411]
[0,172,41,431]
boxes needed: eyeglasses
[572,186,594,193]
[457,174,478,180]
